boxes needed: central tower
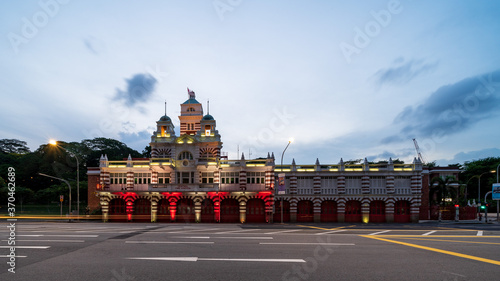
[179,88,203,135]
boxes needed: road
[0,221,499,280]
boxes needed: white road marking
[172,236,210,239]
[214,229,261,234]
[126,257,306,263]
[315,230,347,235]
[477,231,483,236]
[368,230,391,236]
[264,230,302,235]
[422,231,436,236]
[216,237,273,240]
[260,243,354,246]
[1,239,84,243]
[0,255,27,258]
[18,234,98,238]
[0,246,50,249]
[125,241,214,244]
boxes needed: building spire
[164,100,167,116]
[207,99,210,115]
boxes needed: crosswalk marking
[422,231,436,236]
[477,231,483,236]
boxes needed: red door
[108,198,127,222]
[321,200,337,222]
[394,201,411,223]
[176,198,195,223]
[201,199,215,223]
[345,200,361,222]
[221,199,240,223]
[157,199,171,222]
[273,200,290,223]
[297,200,314,222]
[133,198,151,222]
[369,200,386,223]
[246,199,266,223]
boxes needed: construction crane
[412,138,426,164]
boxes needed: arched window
[178,151,193,160]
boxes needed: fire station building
[87,90,423,223]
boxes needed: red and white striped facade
[88,90,424,223]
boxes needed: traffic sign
[60,195,64,202]
[493,183,500,200]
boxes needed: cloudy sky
[1,0,500,166]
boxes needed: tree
[460,157,500,202]
[142,145,151,158]
[430,176,459,221]
[0,139,30,154]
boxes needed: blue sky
[1,0,500,166]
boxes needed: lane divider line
[361,235,500,266]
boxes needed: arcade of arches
[105,196,414,223]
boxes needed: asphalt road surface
[1,221,499,281]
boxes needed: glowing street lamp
[279,138,293,224]
[49,140,80,218]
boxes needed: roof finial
[207,99,210,115]
[187,87,195,99]
[164,100,167,116]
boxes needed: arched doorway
[273,200,290,223]
[246,198,266,223]
[369,200,386,223]
[201,198,215,223]
[321,200,337,222]
[133,198,151,222]
[394,200,411,223]
[176,198,195,222]
[108,198,126,222]
[345,200,361,222]
[220,198,239,223]
[297,200,314,222]
[157,199,171,222]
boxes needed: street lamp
[496,163,500,183]
[279,138,293,224]
[478,171,496,204]
[39,173,71,221]
[49,140,80,218]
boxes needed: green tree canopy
[0,139,30,154]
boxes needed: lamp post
[49,140,80,219]
[477,170,496,221]
[496,163,500,183]
[279,138,293,224]
[39,173,71,221]
[497,163,500,221]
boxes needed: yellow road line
[362,235,500,266]
[374,235,500,238]
[397,237,500,245]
